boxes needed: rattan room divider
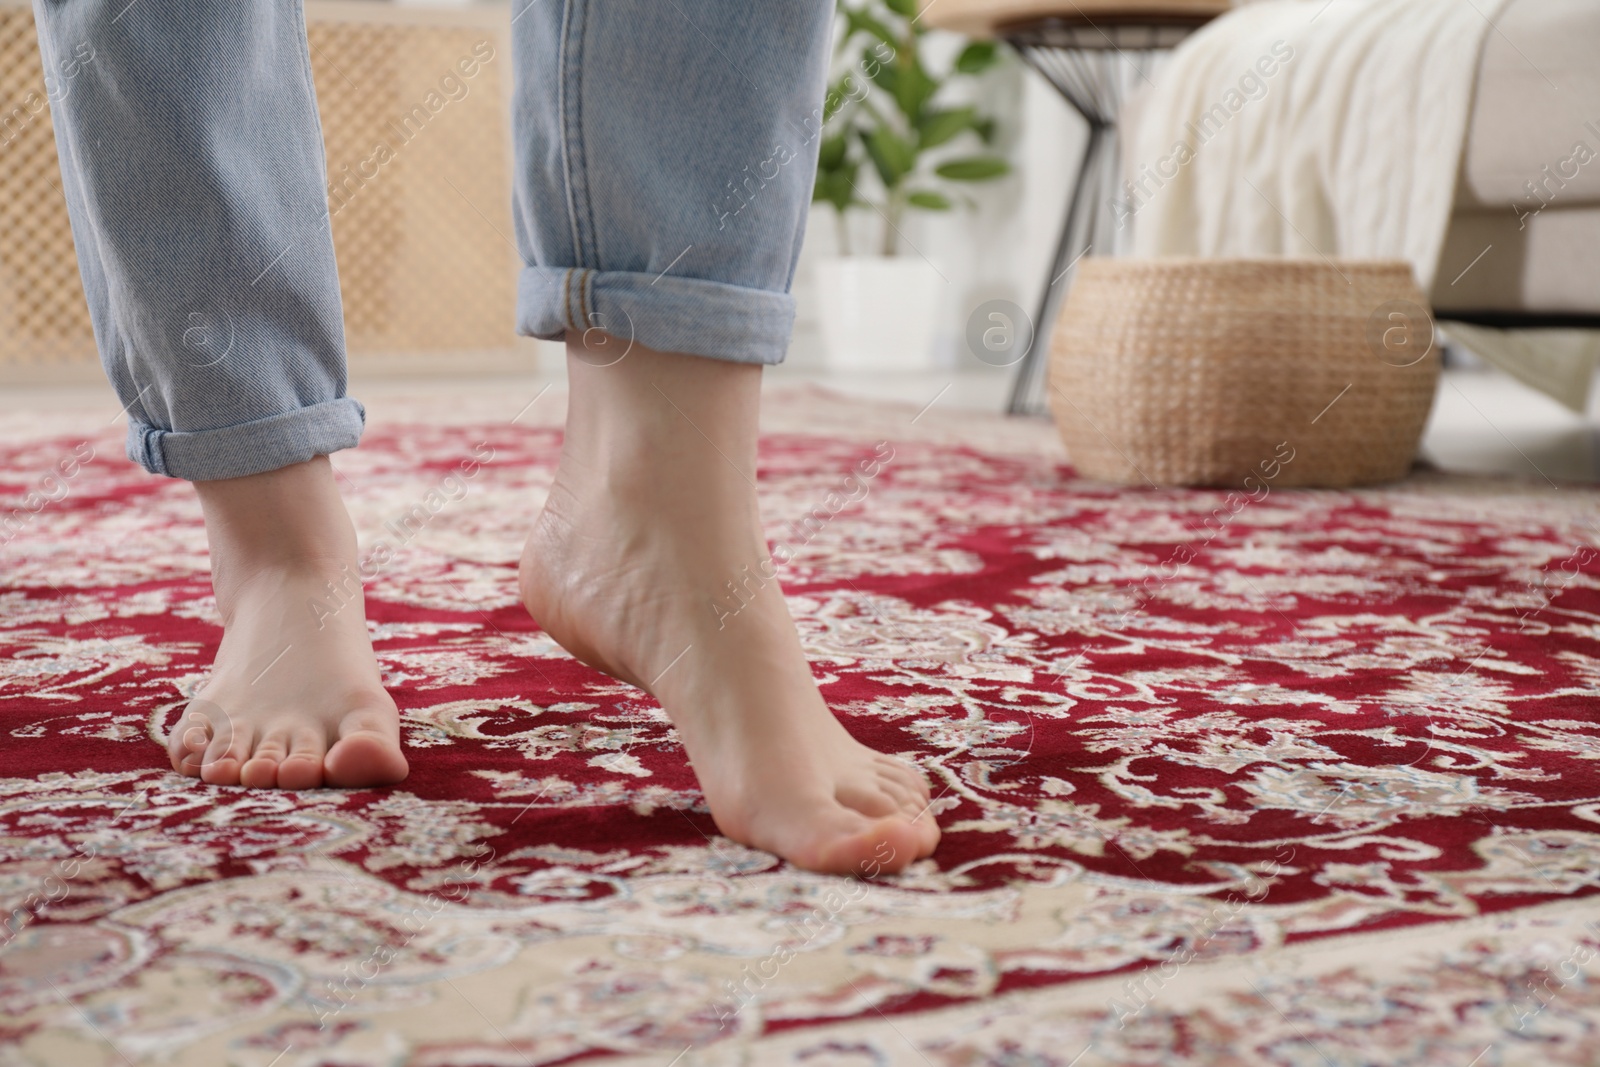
[0,1,518,376]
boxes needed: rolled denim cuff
[517,266,795,366]
[125,397,366,481]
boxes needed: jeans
[31,0,832,481]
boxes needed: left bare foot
[166,456,408,790]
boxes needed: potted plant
[811,0,1010,370]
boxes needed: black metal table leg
[1008,121,1105,415]
[999,20,1205,416]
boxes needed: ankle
[562,338,762,483]
[194,457,358,586]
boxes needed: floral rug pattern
[1,388,1598,1066]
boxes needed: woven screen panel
[0,7,517,369]
[0,8,96,367]
[309,17,517,354]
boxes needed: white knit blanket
[1123,0,1507,288]
[1120,0,1600,411]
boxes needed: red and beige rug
[2,385,1599,1067]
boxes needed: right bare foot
[520,340,940,877]
[166,456,407,789]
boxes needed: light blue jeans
[31,0,831,481]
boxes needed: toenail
[181,726,208,750]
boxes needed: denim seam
[561,268,575,331]
[578,267,594,329]
[555,0,578,265]
[558,0,594,269]
[138,427,167,477]
[575,2,600,270]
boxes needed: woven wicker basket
[1048,258,1440,488]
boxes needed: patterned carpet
[2,385,1599,1067]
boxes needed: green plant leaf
[818,131,851,171]
[972,117,997,144]
[822,75,857,123]
[866,53,898,96]
[813,162,860,213]
[954,40,999,73]
[862,126,916,189]
[906,190,952,209]
[917,106,977,149]
[844,9,899,51]
[895,54,938,122]
[935,155,1010,180]
[884,0,919,15]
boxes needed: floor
[2,346,1595,484]
[1417,364,1600,484]
[773,341,1600,485]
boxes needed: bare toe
[240,729,289,788]
[873,754,931,798]
[836,778,904,821]
[199,719,252,786]
[168,711,213,777]
[275,726,327,790]
[870,769,927,820]
[811,813,928,877]
[905,808,941,858]
[323,710,409,788]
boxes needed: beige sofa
[925,0,1600,326]
[1434,0,1600,323]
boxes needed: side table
[920,0,1229,415]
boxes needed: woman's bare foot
[166,457,408,789]
[519,340,939,876]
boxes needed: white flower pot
[813,256,942,371]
